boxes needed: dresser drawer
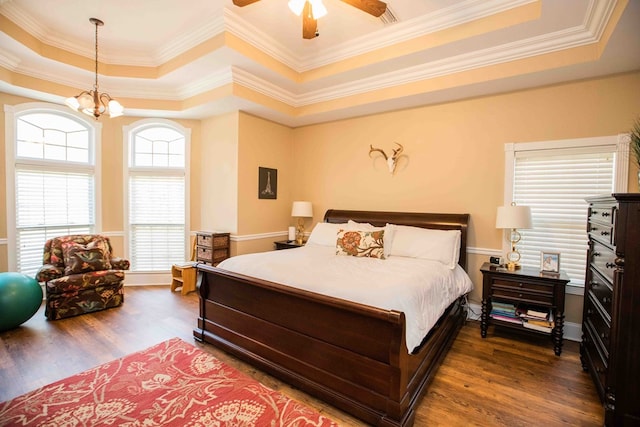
[589,203,615,226]
[582,321,608,401]
[584,294,611,353]
[588,222,614,246]
[590,241,617,283]
[587,268,613,318]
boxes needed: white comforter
[216,245,474,352]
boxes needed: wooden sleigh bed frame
[194,210,470,427]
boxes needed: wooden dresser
[195,232,230,266]
[581,194,640,426]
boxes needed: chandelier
[65,18,123,119]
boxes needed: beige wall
[291,71,640,322]
[1,71,639,325]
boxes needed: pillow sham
[62,239,112,275]
[336,229,385,259]
[347,220,393,258]
[306,222,345,247]
[388,224,461,269]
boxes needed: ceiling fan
[232,0,387,39]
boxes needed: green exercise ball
[0,272,43,332]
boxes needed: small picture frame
[258,167,277,199]
[541,251,560,274]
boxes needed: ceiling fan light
[288,0,305,16]
[309,0,327,19]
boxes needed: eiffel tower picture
[258,167,277,199]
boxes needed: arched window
[125,120,189,272]
[4,104,99,276]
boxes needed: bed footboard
[193,264,466,427]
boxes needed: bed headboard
[323,209,470,271]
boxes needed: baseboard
[467,302,581,342]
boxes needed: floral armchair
[35,235,130,320]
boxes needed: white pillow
[348,220,392,258]
[388,224,461,269]
[306,222,345,247]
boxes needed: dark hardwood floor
[0,286,603,426]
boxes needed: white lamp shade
[288,0,305,15]
[291,201,313,217]
[496,205,532,229]
[309,0,327,18]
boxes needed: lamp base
[506,262,521,271]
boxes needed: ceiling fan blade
[302,2,318,39]
[232,0,260,6]
[340,0,387,17]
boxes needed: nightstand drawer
[492,278,553,294]
[590,241,616,283]
[492,288,554,305]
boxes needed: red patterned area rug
[0,338,338,426]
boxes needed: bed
[193,209,471,427]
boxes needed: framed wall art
[258,167,277,199]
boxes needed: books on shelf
[490,301,554,332]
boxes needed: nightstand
[274,240,304,250]
[480,262,570,355]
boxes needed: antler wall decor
[369,142,404,174]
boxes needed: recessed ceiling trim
[177,66,234,99]
[232,66,298,106]
[223,9,299,70]
[296,0,539,70]
[0,50,20,69]
[156,16,227,65]
[295,24,608,106]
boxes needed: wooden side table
[171,263,197,295]
[274,240,304,250]
[480,262,570,355]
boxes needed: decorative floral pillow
[336,229,385,259]
[62,239,112,275]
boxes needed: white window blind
[129,175,185,271]
[513,148,615,285]
[12,111,96,276]
[128,124,186,272]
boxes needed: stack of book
[517,306,554,333]
[489,301,522,324]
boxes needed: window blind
[12,111,96,276]
[513,149,615,285]
[129,174,185,271]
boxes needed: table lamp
[291,201,313,245]
[496,202,532,270]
